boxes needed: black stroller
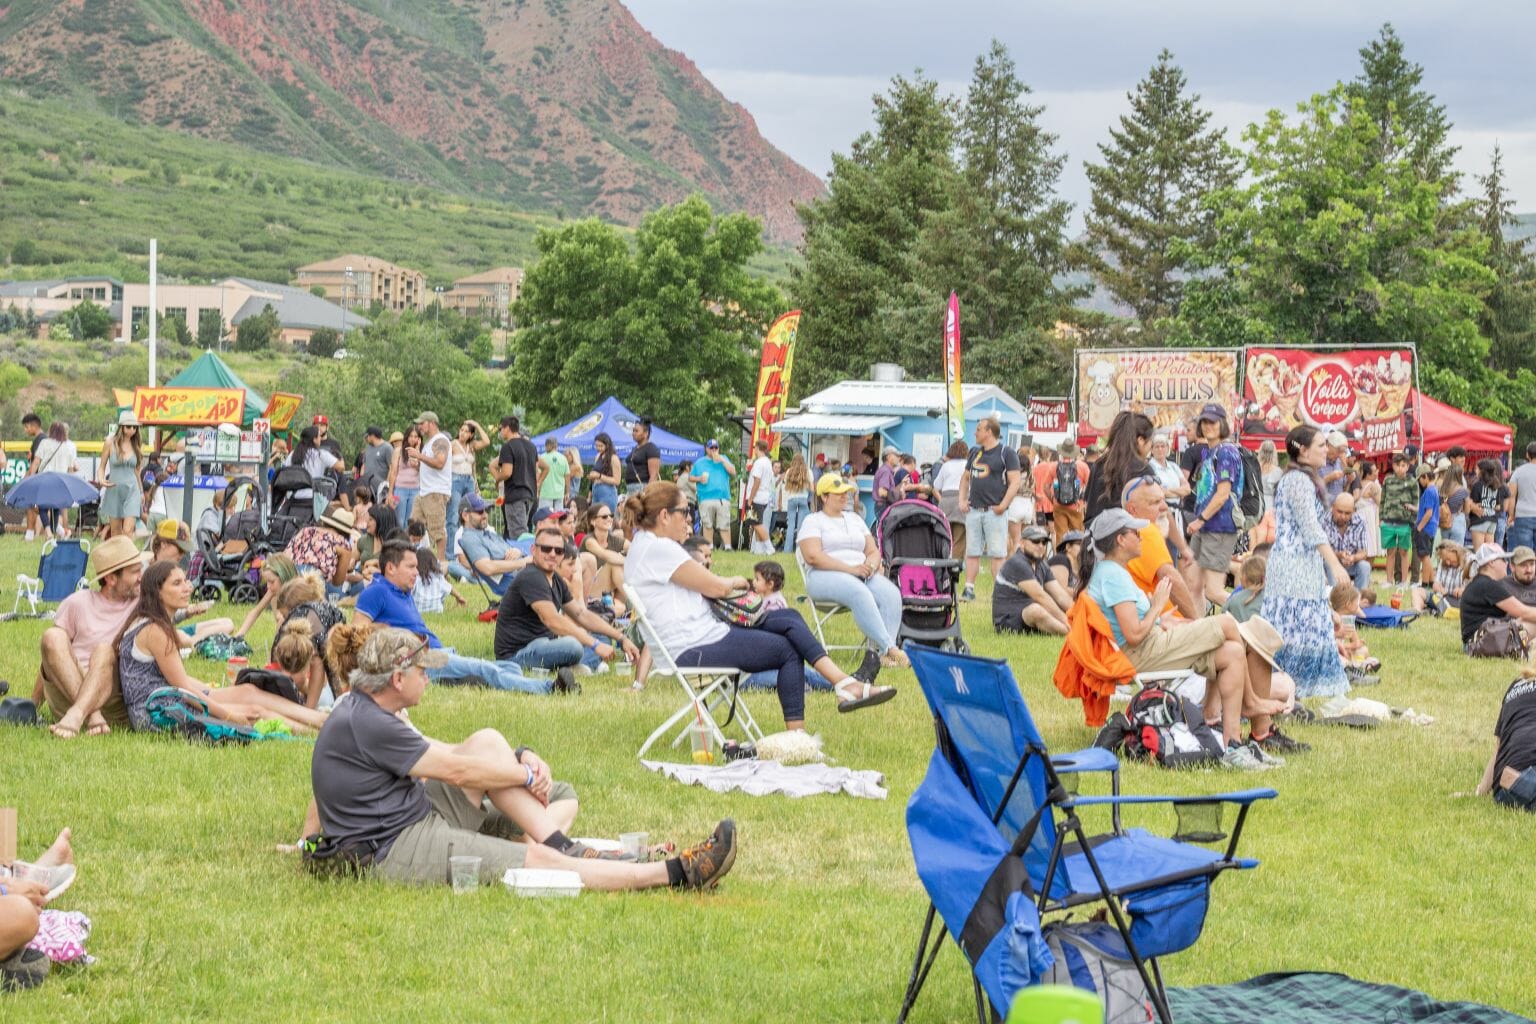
[188,477,265,604]
[266,465,318,552]
[875,498,968,653]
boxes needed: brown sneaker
[678,819,737,890]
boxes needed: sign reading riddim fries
[1075,349,1240,434]
[132,387,245,427]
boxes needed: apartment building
[294,254,427,312]
[442,266,523,325]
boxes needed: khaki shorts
[41,645,130,727]
[417,492,448,548]
[1190,528,1239,573]
[1125,616,1228,677]
[375,777,577,886]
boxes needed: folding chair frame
[793,549,866,668]
[897,652,1275,1024]
[622,584,764,760]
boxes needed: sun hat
[1470,543,1511,572]
[1089,508,1149,542]
[319,506,356,535]
[389,431,404,444]
[815,473,858,498]
[117,410,140,427]
[1237,617,1286,669]
[154,518,192,553]
[1511,546,1536,567]
[90,536,148,583]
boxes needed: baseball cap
[815,473,857,497]
[1021,525,1050,543]
[1060,529,1088,545]
[416,411,439,426]
[532,507,572,525]
[357,627,450,674]
[1089,508,1149,541]
[1470,543,1511,572]
[312,414,328,425]
[1198,403,1227,424]
[1415,462,1435,478]
[1512,546,1536,566]
[706,439,720,449]
[1326,431,1348,448]
[154,518,192,553]
[461,492,489,514]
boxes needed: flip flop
[835,681,898,713]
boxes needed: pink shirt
[54,589,138,669]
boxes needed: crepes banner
[944,292,964,444]
[263,392,304,432]
[749,310,801,459]
[1241,348,1417,454]
[132,387,244,427]
[1076,349,1239,434]
[1027,397,1071,434]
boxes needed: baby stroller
[266,465,317,552]
[876,498,967,653]
[189,477,265,604]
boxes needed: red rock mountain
[0,0,823,242]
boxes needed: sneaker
[1281,704,1317,725]
[678,818,737,890]
[1221,743,1267,771]
[960,586,976,602]
[1252,726,1311,755]
[0,947,50,992]
[1245,739,1285,767]
[1345,666,1381,687]
[22,530,34,542]
[552,667,581,696]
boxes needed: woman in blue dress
[1266,425,1351,698]
[97,411,143,540]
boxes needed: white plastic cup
[449,855,481,894]
[619,831,649,861]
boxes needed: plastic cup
[1340,614,1356,632]
[619,831,649,861]
[449,855,481,894]
[689,722,715,765]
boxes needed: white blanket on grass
[641,759,887,800]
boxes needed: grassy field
[0,534,1532,1022]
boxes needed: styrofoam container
[503,868,583,898]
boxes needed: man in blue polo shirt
[353,541,568,695]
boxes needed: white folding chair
[624,584,764,761]
[793,548,866,667]
[11,575,42,617]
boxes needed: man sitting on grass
[309,627,737,890]
[992,525,1071,636]
[455,493,529,597]
[1473,668,1536,813]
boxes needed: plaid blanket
[1170,973,1531,1024]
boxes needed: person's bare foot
[35,828,73,868]
[49,709,86,740]
[85,713,111,737]
[1242,697,1288,718]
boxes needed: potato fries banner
[132,387,245,427]
[1027,397,1071,434]
[263,392,305,432]
[1075,350,1239,435]
[1241,347,1417,455]
[749,311,801,459]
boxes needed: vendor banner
[944,292,964,444]
[262,392,304,432]
[1076,349,1239,434]
[1027,397,1071,434]
[1241,348,1416,454]
[749,311,801,459]
[132,387,244,427]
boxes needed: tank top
[451,441,475,477]
[118,618,172,732]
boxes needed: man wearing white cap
[1321,432,1350,503]
[1459,543,1536,654]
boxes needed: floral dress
[1265,470,1348,698]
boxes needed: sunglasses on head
[535,543,564,555]
[393,636,430,669]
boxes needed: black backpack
[1054,458,1082,506]
[1236,445,1263,520]
[1097,686,1224,768]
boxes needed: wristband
[525,764,536,788]
[1,884,7,896]
[513,745,529,764]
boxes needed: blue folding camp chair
[897,644,1277,1024]
[38,539,89,602]
[1358,605,1418,628]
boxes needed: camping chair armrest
[1063,787,1278,809]
[887,557,963,571]
[1050,748,1119,775]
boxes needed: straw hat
[319,506,357,536]
[1237,617,1286,669]
[90,536,148,583]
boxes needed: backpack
[1054,458,1082,506]
[1117,686,1224,768]
[1236,445,1262,520]
[145,687,262,744]
[1041,921,1154,1024]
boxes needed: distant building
[442,266,523,325]
[294,254,427,312]
[0,276,124,330]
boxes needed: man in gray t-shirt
[1508,443,1536,553]
[360,427,395,499]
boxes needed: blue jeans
[394,487,419,525]
[446,474,477,558]
[428,649,548,694]
[1348,559,1372,592]
[804,568,903,653]
[509,636,602,672]
[1496,513,1509,547]
[678,609,828,724]
[781,495,811,553]
[1494,766,1536,811]
[592,483,618,514]
[744,666,833,692]
[1509,517,1536,554]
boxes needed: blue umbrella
[4,472,102,510]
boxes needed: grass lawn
[0,534,1532,1022]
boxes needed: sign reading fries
[262,392,304,431]
[132,387,245,427]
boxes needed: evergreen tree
[1347,23,1458,189]
[1476,145,1536,441]
[1077,50,1239,328]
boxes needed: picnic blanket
[641,759,887,799]
[1170,972,1529,1024]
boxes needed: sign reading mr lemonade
[1075,349,1239,434]
[132,387,245,427]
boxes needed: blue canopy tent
[530,397,706,465]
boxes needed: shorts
[41,650,131,728]
[699,499,732,532]
[1190,529,1239,573]
[417,492,448,547]
[1412,527,1434,560]
[374,777,577,886]
[750,503,770,526]
[964,508,1008,559]
[1052,505,1084,539]
[1006,495,1035,524]
[1124,615,1228,677]
[1380,522,1411,551]
[993,604,1046,635]
[1494,766,1536,811]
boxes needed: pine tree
[1347,23,1458,190]
[1078,49,1239,328]
[1476,145,1536,440]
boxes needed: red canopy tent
[1416,393,1513,457]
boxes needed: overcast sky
[625,1,1535,225]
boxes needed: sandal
[834,679,897,713]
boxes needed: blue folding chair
[38,539,89,602]
[896,644,1278,1024]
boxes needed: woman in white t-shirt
[797,473,909,684]
[31,421,80,539]
[624,482,896,729]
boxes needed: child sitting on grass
[412,548,465,614]
[1330,582,1381,676]
[752,560,788,612]
[1225,555,1267,624]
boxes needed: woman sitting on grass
[274,574,348,707]
[117,561,329,735]
[1413,542,1466,614]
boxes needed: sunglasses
[393,636,429,670]
[535,543,565,555]
[668,506,690,515]
[594,513,613,520]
